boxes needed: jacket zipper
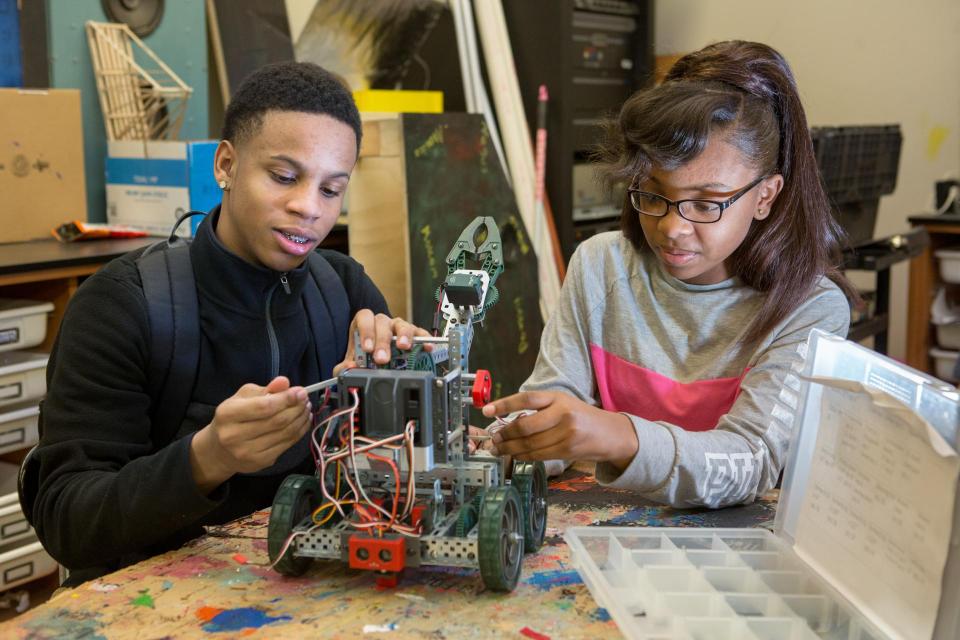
[265,273,290,378]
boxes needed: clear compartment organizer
[565,527,882,640]
[566,332,960,640]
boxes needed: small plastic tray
[565,527,882,640]
[0,351,48,409]
[0,299,54,353]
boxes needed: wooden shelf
[907,216,960,373]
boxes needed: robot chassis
[267,217,548,591]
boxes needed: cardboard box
[0,89,87,243]
[106,140,221,237]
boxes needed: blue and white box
[105,140,221,237]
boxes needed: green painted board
[402,113,543,402]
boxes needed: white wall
[656,0,960,360]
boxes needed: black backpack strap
[303,252,350,380]
[137,239,200,447]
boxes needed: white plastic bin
[0,461,18,498]
[0,537,57,590]
[930,347,960,382]
[935,249,960,284]
[0,300,54,353]
[0,402,39,455]
[0,493,32,545]
[937,324,960,350]
[0,352,48,409]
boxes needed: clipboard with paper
[565,330,960,640]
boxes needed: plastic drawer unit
[566,331,960,640]
[0,537,57,591]
[0,299,54,353]
[0,351,48,410]
[0,492,32,546]
[0,402,40,455]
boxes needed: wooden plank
[205,0,230,104]
[359,117,403,159]
[474,1,561,321]
[0,264,100,287]
[655,53,686,84]
[3,467,778,636]
[349,118,411,319]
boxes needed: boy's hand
[334,310,432,375]
[481,391,638,471]
[190,376,311,494]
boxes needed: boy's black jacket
[33,210,387,586]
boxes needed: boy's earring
[218,180,228,190]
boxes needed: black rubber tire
[477,486,524,592]
[512,460,548,553]
[267,474,319,576]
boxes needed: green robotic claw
[435,216,504,326]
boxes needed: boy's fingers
[352,309,377,352]
[372,313,395,363]
[251,408,311,452]
[391,317,419,350]
[265,376,291,394]
[333,359,356,376]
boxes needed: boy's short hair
[221,61,362,150]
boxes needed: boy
[31,62,422,585]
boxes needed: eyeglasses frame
[627,174,771,224]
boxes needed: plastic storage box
[0,299,54,353]
[810,125,901,204]
[810,125,902,248]
[935,324,960,350]
[935,249,960,284]
[0,492,32,546]
[0,402,40,455]
[929,347,959,382]
[0,537,57,590]
[566,331,960,640]
[0,351,48,410]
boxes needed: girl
[482,41,856,508]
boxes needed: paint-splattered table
[3,465,776,639]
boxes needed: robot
[267,216,547,591]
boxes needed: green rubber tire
[478,486,524,592]
[512,460,548,553]
[267,474,319,576]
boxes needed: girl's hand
[481,391,639,471]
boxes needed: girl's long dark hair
[597,40,857,349]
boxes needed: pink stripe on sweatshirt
[590,344,744,432]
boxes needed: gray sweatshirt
[520,231,850,508]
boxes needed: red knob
[471,369,492,408]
